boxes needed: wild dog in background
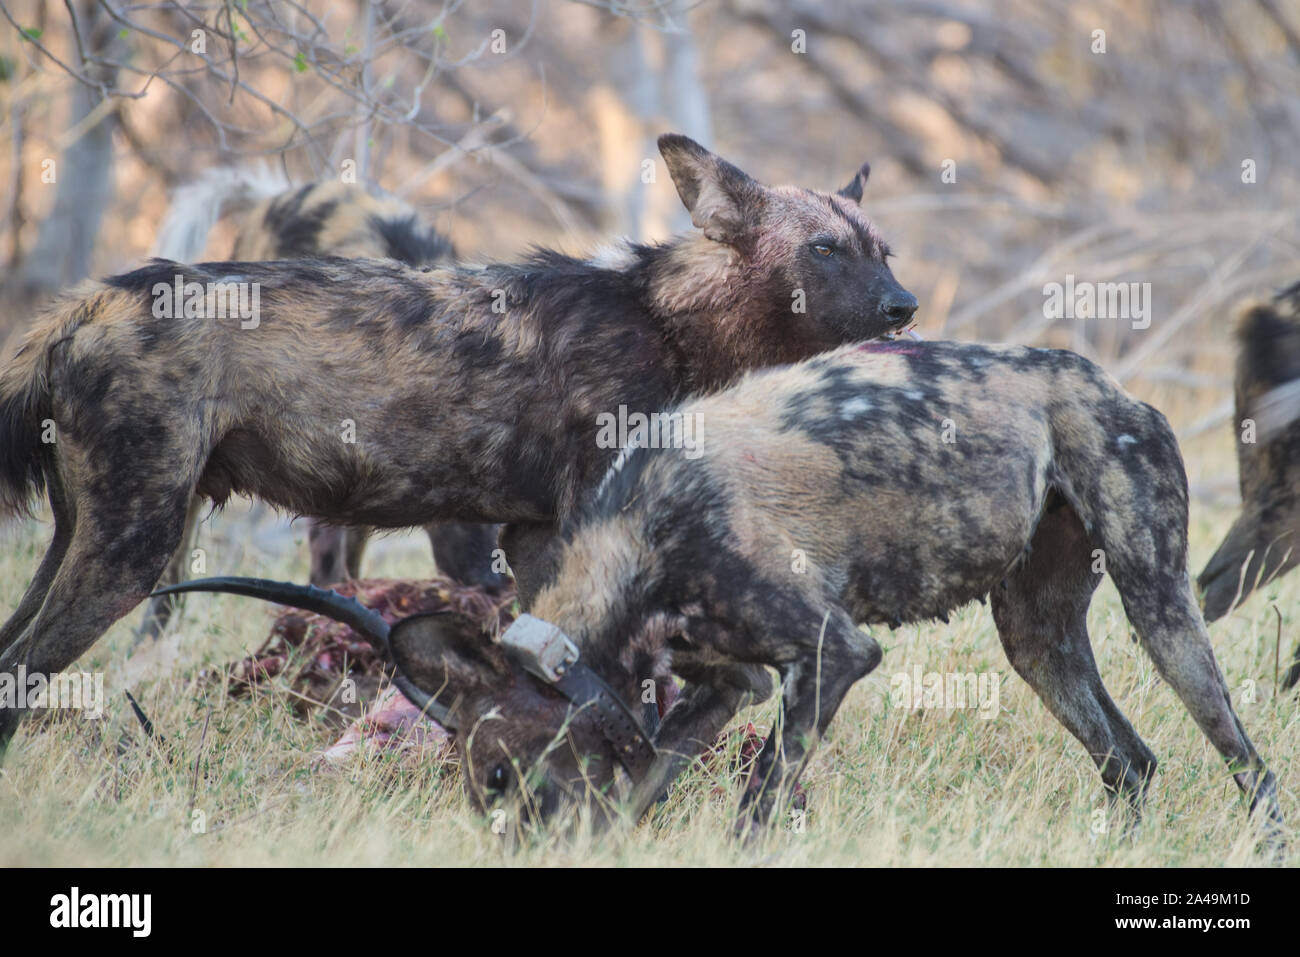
[142,174,504,643]
[1199,282,1300,688]
[0,134,918,750]
[153,169,454,267]
[170,339,1282,838]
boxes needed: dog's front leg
[623,662,772,826]
[735,609,881,841]
[499,522,563,608]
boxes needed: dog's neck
[635,234,824,395]
[527,509,670,714]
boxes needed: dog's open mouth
[883,325,923,341]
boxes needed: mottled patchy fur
[356,341,1280,835]
[1199,283,1300,687]
[0,135,916,749]
[140,177,500,647]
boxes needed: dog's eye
[812,243,834,257]
[487,763,512,793]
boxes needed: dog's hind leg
[0,438,198,751]
[1111,564,1281,828]
[0,468,74,656]
[991,497,1158,813]
[1074,418,1283,830]
[134,494,204,642]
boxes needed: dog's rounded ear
[658,133,763,245]
[389,612,505,706]
[837,162,870,204]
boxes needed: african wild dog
[0,134,918,750]
[142,175,505,643]
[1199,282,1300,688]
[165,339,1283,837]
[154,169,454,267]
[228,180,453,264]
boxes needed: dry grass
[1,0,1297,869]
[0,488,1296,867]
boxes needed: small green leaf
[433,24,446,39]
[118,28,129,39]
[293,51,308,73]
[21,27,42,41]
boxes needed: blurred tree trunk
[602,22,655,241]
[660,0,713,234]
[13,0,120,300]
[600,2,714,242]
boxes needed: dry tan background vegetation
[0,0,1299,866]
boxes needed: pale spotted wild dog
[168,339,1283,840]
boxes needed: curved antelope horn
[150,576,457,730]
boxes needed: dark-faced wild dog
[141,176,505,643]
[165,339,1283,837]
[0,134,918,749]
[1199,282,1300,688]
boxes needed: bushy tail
[1198,508,1297,621]
[152,165,289,261]
[0,302,88,517]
